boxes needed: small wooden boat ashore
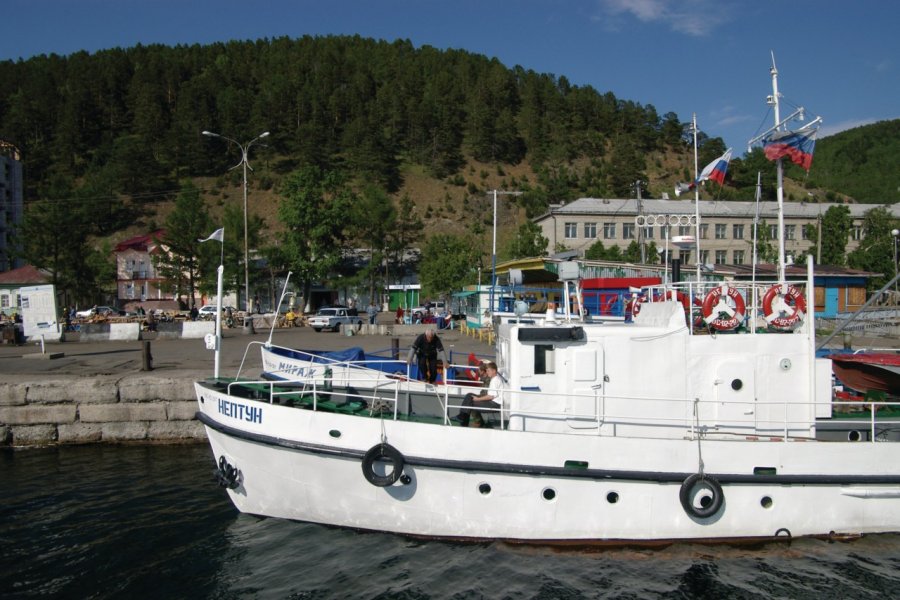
[829,352,900,397]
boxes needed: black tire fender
[361,443,404,487]
[679,473,724,519]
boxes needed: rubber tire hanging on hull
[361,443,405,487]
[679,473,724,519]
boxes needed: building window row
[563,218,867,245]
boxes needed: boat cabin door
[565,343,605,429]
[713,360,757,430]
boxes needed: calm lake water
[3,444,900,599]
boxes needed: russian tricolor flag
[763,128,818,171]
[674,148,732,196]
[698,148,732,185]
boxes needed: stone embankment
[0,370,207,447]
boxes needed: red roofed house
[0,264,50,317]
[114,230,179,312]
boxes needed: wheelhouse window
[535,345,556,374]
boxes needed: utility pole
[636,180,646,264]
[487,189,522,317]
[816,215,822,265]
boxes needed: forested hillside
[0,35,896,302]
[806,120,900,204]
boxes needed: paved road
[0,325,494,378]
[1,321,893,380]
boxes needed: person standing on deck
[407,328,449,384]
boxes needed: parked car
[198,305,235,320]
[75,306,119,318]
[307,307,363,332]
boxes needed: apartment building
[534,198,900,266]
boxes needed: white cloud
[596,0,733,37]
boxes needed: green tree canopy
[848,206,900,289]
[418,233,481,297]
[277,166,354,311]
[156,181,213,308]
[502,221,548,260]
[819,205,852,266]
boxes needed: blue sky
[2,0,898,155]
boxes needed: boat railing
[222,374,899,442]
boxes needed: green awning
[452,290,479,297]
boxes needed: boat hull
[197,381,900,543]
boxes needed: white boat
[194,60,900,544]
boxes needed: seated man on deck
[454,361,504,427]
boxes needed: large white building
[0,142,24,272]
[534,198,900,266]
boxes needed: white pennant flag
[199,228,224,243]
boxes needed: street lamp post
[202,129,270,313]
[892,229,899,292]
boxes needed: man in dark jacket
[407,328,449,383]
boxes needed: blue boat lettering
[276,361,316,377]
[217,398,263,424]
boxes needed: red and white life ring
[701,285,745,331]
[625,295,646,318]
[762,284,806,330]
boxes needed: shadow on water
[3,445,900,599]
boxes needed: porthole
[478,483,491,496]
[329,430,341,438]
[542,487,557,502]
[731,379,743,391]
[606,491,619,504]
[761,496,773,509]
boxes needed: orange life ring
[701,286,745,331]
[762,284,806,330]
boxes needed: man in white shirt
[454,361,503,427]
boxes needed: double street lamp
[202,130,270,313]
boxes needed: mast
[692,113,701,283]
[768,53,788,283]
